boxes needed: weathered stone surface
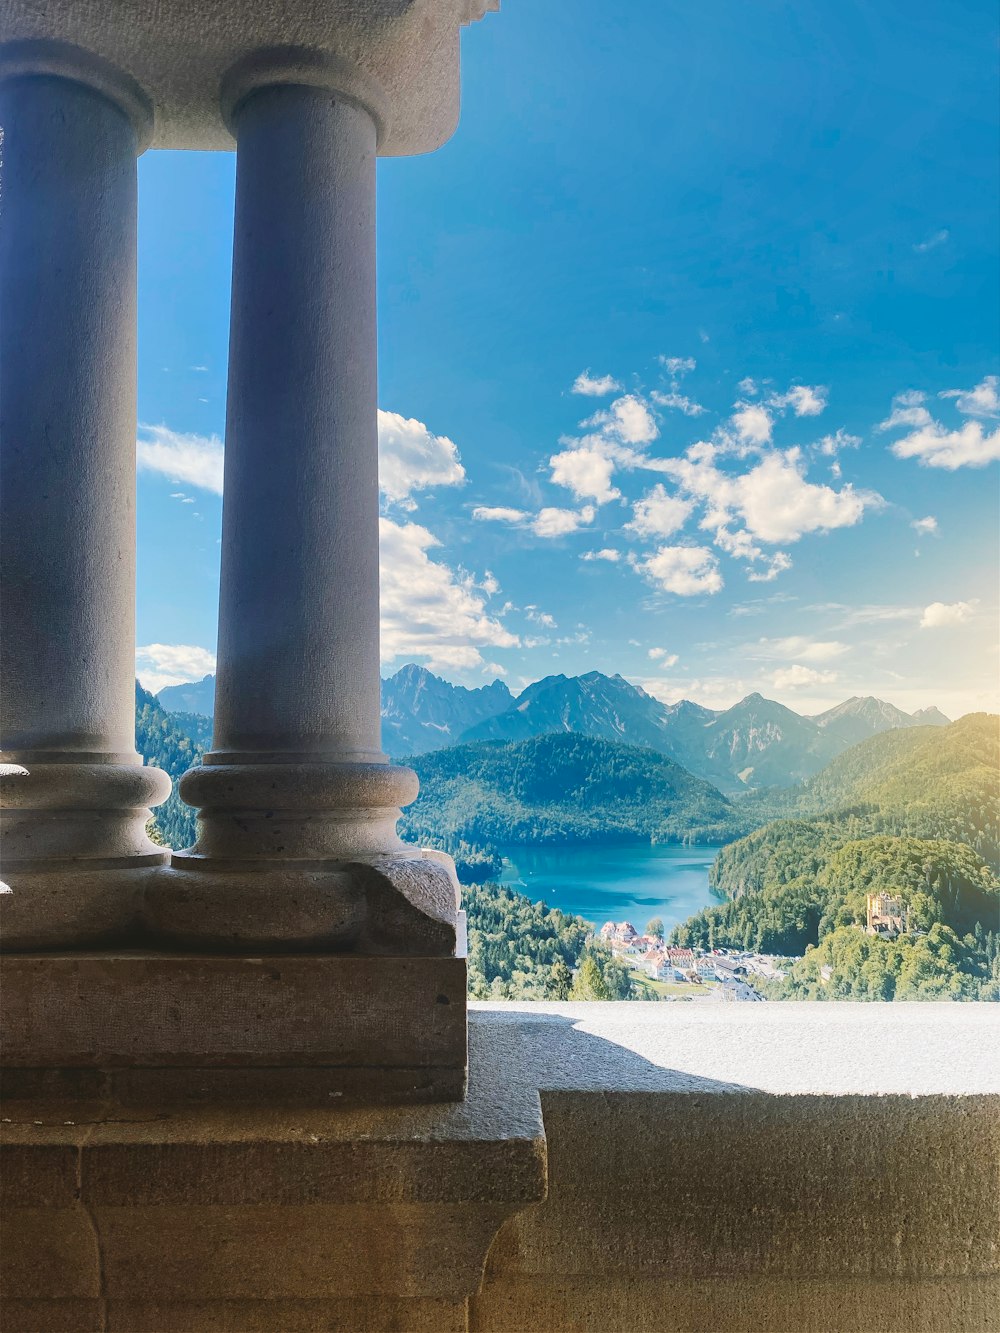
[472,1276,1000,1333]
[3,1004,998,1331]
[104,1297,468,1332]
[1,953,467,1095]
[1,1301,105,1333]
[469,1003,1000,1332]
[0,2,500,156]
[1,1020,545,1327]
[0,1207,100,1300]
[143,854,459,955]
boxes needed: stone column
[147,63,459,956]
[0,46,171,949]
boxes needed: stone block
[472,1276,1000,1333]
[0,1300,105,1332]
[1,952,467,1102]
[0,1207,99,1300]
[93,1203,513,1302]
[104,1297,467,1332]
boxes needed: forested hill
[399,733,735,850]
[738,712,999,863]
[135,683,204,849]
[670,714,1000,999]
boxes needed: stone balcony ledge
[3,1002,998,1331]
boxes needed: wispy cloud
[913,228,949,254]
[771,664,838,690]
[767,384,828,417]
[658,355,697,377]
[572,369,621,397]
[137,425,225,494]
[751,636,849,663]
[647,647,679,665]
[650,390,707,416]
[939,375,1000,419]
[472,504,596,538]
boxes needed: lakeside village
[600,892,914,1003]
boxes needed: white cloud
[911,516,938,536]
[658,356,696,377]
[531,505,595,537]
[631,544,723,596]
[472,503,595,538]
[581,548,621,563]
[137,425,225,494]
[525,606,557,628]
[549,444,621,504]
[648,647,679,665]
[890,420,1000,469]
[377,410,465,505]
[737,377,758,396]
[472,505,529,524]
[939,375,1000,419]
[136,643,217,693]
[712,526,791,582]
[753,636,849,663]
[730,403,773,446]
[650,390,707,416]
[920,600,977,629]
[662,446,877,545]
[626,484,694,539]
[771,664,839,690]
[572,370,621,397]
[769,384,828,417]
[817,428,861,457]
[913,229,949,253]
[586,394,659,445]
[878,390,933,431]
[379,517,518,673]
[746,552,792,582]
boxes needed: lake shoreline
[496,842,726,934]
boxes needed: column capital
[0,38,154,150]
[221,47,388,146]
[0,0,500,157]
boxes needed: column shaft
[0,71,169,948]
[214,85,383,764]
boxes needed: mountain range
[156,665,948,793]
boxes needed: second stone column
[147,73,460,958]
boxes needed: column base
[1,950,468,1104]
[144,850,461,953]
[0,759,172,949]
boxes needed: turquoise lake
[498,843,724,933]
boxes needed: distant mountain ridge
[381,662,512,756]
[155,664,949,793]
[157,674,216,716]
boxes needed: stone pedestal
[0,54,170,950]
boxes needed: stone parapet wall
[3,1004,998,1332]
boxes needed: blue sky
[134,0,999,719]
